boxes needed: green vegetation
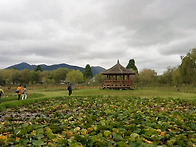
[0,86,195,110]
[158,48,196,86]
[83,64,93,79]
[126,59,138,73]
[67,70,84,84]
[1,86,195,109]
[0,94,195,146]
[34,65,43,72]
[74,88,196,100]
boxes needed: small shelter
[101,60,135,89]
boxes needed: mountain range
[6,62,105,76]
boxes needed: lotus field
[0,96,196,146]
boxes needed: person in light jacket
[0,87,4,103]
[22,85,27,100]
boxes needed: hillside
[5,62,105,76]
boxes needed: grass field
[0,85,196,111]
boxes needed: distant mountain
[91,66,106,76]
[5,62,105,76]
[6,62,37,70]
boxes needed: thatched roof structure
[101,60,135,75]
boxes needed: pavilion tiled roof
[101,60,135,75]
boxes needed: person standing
[22,85,27,100]
[17,85,22,100]
[67,83,72,96]
[0,87,4,103]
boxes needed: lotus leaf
[0,96,195,146]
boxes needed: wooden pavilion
[101,60,135,89]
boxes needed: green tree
[30,71,40,84]
[10,69,19,84]
[138,69,157,86]
[126,59,138,73]
[83,64,93,78]
[18,69,31,85]
[52,68,70,83]
[94,73,106,85]
[0,69,12,84]
[179,48,196,85]
[0,70,6,85]
[158,67,175,86]
[40,71,54,84]
[172,68,182,86]
[66,70,84,84]
[34,65,43,72]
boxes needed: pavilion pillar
[119,75,123,86]
[130,75,133,87]
[127,75,130,86]
[115,75,118,86]
[123,75,125,86]
[111,75,114,87]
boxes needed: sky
[0,0,196,75]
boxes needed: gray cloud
[0,0,196,74]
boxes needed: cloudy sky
[0,0,196,74]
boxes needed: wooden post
[127,75,130,87]
[119,75,123,87]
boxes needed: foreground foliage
[0,96,195,146]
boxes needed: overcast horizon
[0,0,196,74]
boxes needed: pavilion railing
[103,80,133,89]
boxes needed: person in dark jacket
[67,83,72,96]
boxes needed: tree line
[0,48,195,87]
[133,48,196,87]
[0,64,93,86]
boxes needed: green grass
[1,93,44,103]
[73,88,196,100]
[0,87,195,111]
[0,93,45,111]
